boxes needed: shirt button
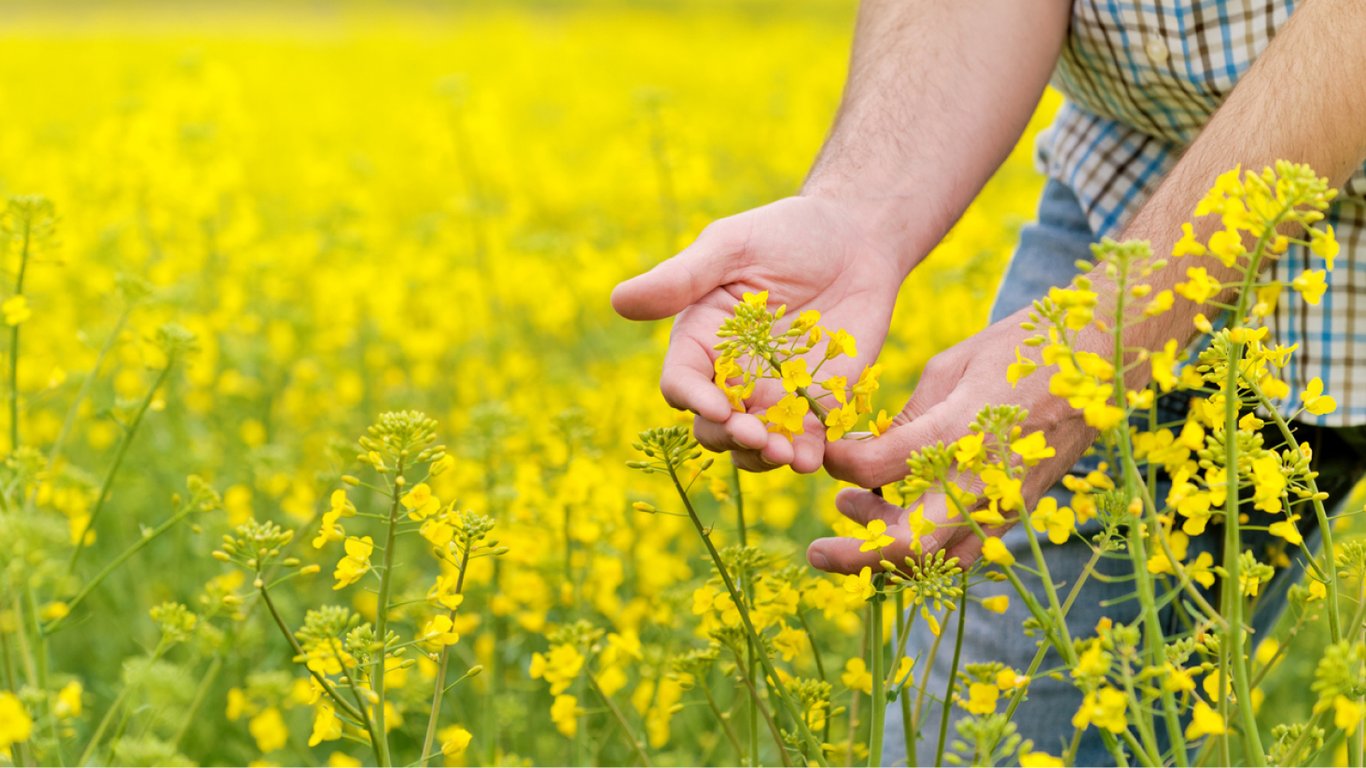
[1145,36,1170,65]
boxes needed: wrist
[795,184,937,277]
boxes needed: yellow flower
[1267,514,1303,546]
[981,536,1014,567]
[401,482,440,520]
[825,329,857,360]
[1308,579,1328,601]
[779,358,812,393]
[313,489,355,549]
[980,468,1024,513]
[1175,267,1222,304]
[530,643,585,695]
[1291,269,1328,305]
[843,566,875,602]
[869,409,894,437]
[249,706,288,753]
[420,614,461,647]
[308,703,343,747]
[550,695,580,738]
[841,657,872,695]
[1073,640,1111,679]
[2,295,31,326]
[1185,700,1227,739]
[1172,222,1206,257]
[439,725,473,757]
[1150,339,1179,392]
[980,595,1010,614]
[1071,687,1128,734]
[852,363,881,413]
[332,535,373,590]
[1020,751,1065,767]
[1311,223,1339,270]
[53,680,83,719]
[954,433,985,470]
[825,402,859,441]
[893,656,915,687]
[1010,431,1055,466]
[0,691,33,752]
[1334,695,1363,733]
[1144,289,1174,317]
[1006,346,1038,387]
[907,504,937,556]
[961,682,999,715]
[762,393,809,439]
[858,519,894,552]
[822,374,848,404]
[328,752,363,767]
[1030,497,1075,545]
[742,290,768,310]
[1302,377,1337,415]
[1206,228,1244,267]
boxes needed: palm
[613,195,906,473]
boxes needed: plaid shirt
[1038,0,1366,426]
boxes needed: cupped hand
[808,311,1099,572]
[611,196,910,473]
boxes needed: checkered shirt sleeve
[1038,0,1366,426]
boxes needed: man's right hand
[611,195,912,473]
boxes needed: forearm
[1097,0,1366,354]
[802,0,1071,275]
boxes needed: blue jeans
[881,180,1366,766]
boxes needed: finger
[834,488,903,526]
[611,226,744,321]
[823,398,964,489]
[791,432,824,474]
[731,450,779,473]
[694,413,768,453]
[806,534,907,575]
[659,317,734,423]
[759,434,796,466]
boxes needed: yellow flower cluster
[714,291,882,440]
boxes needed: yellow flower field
[0,2,1357,767]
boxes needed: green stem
[371,463,404,768]
[701,680,746,764]
[868,592,886,768]
[80,642,165,766]
[22,584,62,766]
[256,584,365,723]
[934,572,968,768]
[45,503,195,634]
[172,655,222,751]
[66,361,174,575]
[588,674,654,766]
[666,462,827,764]
[729,644,792,767]
[44,307,130,478]
[9,213,31,452]
[1221,340,1266,766]
[420,537,471,767]
[733,460,760,768]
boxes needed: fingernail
[809,551,830,570]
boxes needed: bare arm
[817,0,1366,572]
[1117,0,1366,351]
[612,0,1071,472]
[803,0,1073,272]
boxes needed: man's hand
[612,0,1069,472]
[808,311,1097,572]
[611,195,907,472]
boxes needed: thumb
[823,354,969,489]
[824,397,964,490]
[611,226,745,321]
